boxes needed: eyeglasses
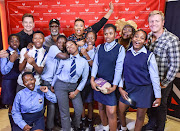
[50,25,59,28]
[86,37,95,40]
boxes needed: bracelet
[73,92,76,97]
[109,9,113,13]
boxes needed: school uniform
[52,53,89,131]
[41,45,61,129]
[0,47,20,105]
[119,46,161,108]
[17,46,47,92]
[11,85,57,131]
[91,40,125,106]
[79,43,96,103]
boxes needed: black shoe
[141,123,156,131]
[88,123,94,131]
[73,127,85,131]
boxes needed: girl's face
[74,21,85,37]
[132,31,146,52]
[86,32,96,46]
[121,25,133,40]
[66,41,78,56]
[9,36,20,50]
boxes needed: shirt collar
[105,40,116,47]
[149,28,167,42]
[24,85,39,93]
[128,46,147,54]
[8,46,20,54]
[70,53,80,59]
[32,45,44,52]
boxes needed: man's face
[32,33,45,49]
[49,22,59,36]
[22,17,34,33]
[148,14,164,33]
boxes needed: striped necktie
[70,56,76,78]
[32,50,38,74]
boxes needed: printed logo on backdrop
[12,25,23,31]
[99,8,110,14]
[30,10,39,16]
[57,17,66,23]
[61,25,73,31]
[10,11,23,16]
[140,24,149,30]
[34,2,48,8]
[61,9,76,15]
[89,17,99,23]
[43,9,57,16]
[79,9,95,15]
[133,16,145,22]
[140,7,151,14]
[89,0,105,7]
[129,0,146,6]
[51,1,66,8]
[17,3,31,8]
[114,0,125,6]
[109,16,119,22]
[35,17,48,23]
[119,8,135,14]
[70,1,85,7]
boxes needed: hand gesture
[50,86,55,93]
[76,40,85,47]
[106,85,116,94]
[152,98,161,107]
[109,1,114,11]
[27,57,35,65]
[80,48,88,56]
[23,124,32,131]
[27,43,34,50]
[40,86,48,93]
[24,51,30,60]
[119,87,128,101]
[91,79,100,91]
[10,51,19,62]
[0,50,8,58]
[69,91,76,99]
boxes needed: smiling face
[22,74,36,91]
[86,32,96,46]
[121,25,133,40]
[148,14,164,34]
[66,41,78,56]
[22,17,35,33]
[74,20,85,37]
[56,37,66,51]
[104,27,116,43]
[32,33,44,49]
[132,30,146,52]
[50,22,59,36]
[9,36,20,50]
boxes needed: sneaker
[95,124,103,131]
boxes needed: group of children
[0,22,161,131]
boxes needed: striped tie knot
[70,56,76,78]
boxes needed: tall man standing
[143,10,180,131]
[16,13,35,50]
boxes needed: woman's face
[121,25,133,40]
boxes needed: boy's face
[66,41,78,56]
[50,22,59,36]
[74,21,85,37]
[104,27,116,43]
[56,37,66,51]
[22,74,36,91]
[32,33,45,49]
[122,26,133,40]
[9,36,20,50]
[22,17,34,33]
[132,31,146,52]
[86,32,96,46]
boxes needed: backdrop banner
[5,0,165,45]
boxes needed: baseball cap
[49,19,60,26]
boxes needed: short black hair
[57,35,67,42]
[74,18,84,24]
[86,30,97,41]
[22,72,34,80]
[134,29,147,40]
[8,34,20,43]
[66,40,77,45]
[103,24,116,32]
[33,30,45,36]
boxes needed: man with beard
[43,19,64,51]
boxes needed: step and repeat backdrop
[4,0,180,119]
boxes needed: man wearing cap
[43,19,64,51]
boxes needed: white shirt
[17,46,47,86]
